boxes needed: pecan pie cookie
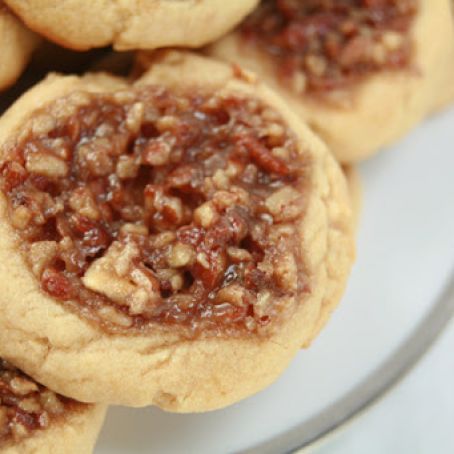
[2,0,259,51]
[0,2,38,90]
[0,358,105,454]
[0,51,354,411]
[343,166,362,232]
[208,0,454,163]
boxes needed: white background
[315,320,454,454]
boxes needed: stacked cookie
[0,359,105,454]
[0,2,39,91]
[0,1,452,452]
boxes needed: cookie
[208,0,454,163]
[0,51,354,411]
[3,0,259,51]
[343,166,362,232]
[0,2,39,90]
[0,358,105,454]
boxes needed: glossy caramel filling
[241,0,417,94]
[1,86,310,336]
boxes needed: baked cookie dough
[0,51,354,411]
[0,358,105,454]
[343,166,362,232]
[208,0,454,163]
[3,0,259,51]
[0,2,39,90]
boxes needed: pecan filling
[0,359,78,446]
[240,0,417,94]
[0,86,309,336]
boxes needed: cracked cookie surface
[3,0,259,51]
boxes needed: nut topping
[0,85,310,336]
[241,0,417,94]
[0,359,79,446]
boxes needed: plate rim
[241,271,454,454]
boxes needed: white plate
[96,106,454,454]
